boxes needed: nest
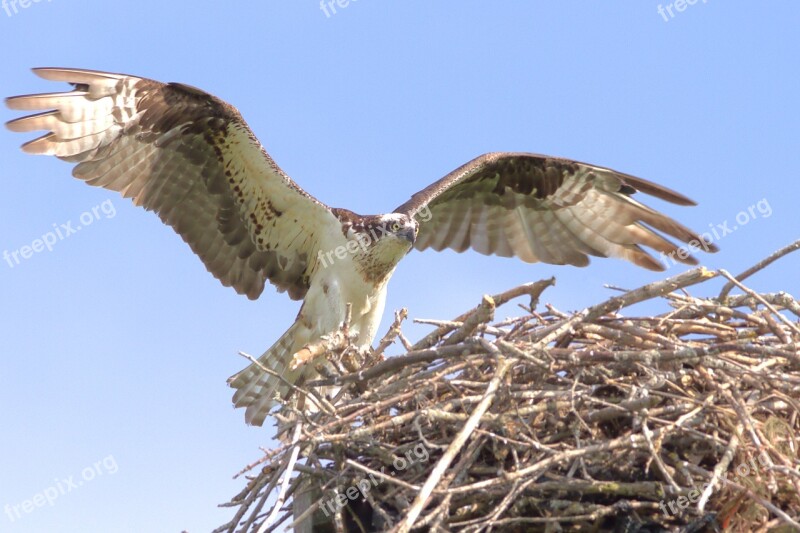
[216,242,800,533]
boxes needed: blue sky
[1,2,798,532]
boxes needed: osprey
[6,68,717,426]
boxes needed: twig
[256,421,304,533]
[374,308,408,356]
[718,239,800,300]
[718,269,800,337]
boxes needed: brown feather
[6,68,341,300]
[395,152,716,270]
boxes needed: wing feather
[504,209,538,262]
[395,152,717,271]
[448,202,472,253]
[536,207,591,265]
[6,68,342,299]
[526,210,563,264]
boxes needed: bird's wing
[394,152,717,270]
[6,68,342,299]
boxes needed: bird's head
[337,212,418,282]
[376,213,418,246]
[347,213,417,252]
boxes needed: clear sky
[1,2,798,532]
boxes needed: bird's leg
[340,303,353,339]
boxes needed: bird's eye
[391,222,401,232]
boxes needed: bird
[6,67,718,426]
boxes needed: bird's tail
[228,320,311,426]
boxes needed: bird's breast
[305,261,390,346]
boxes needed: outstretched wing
[6,68,342,300]
[394,152,717,270]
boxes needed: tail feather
[228,321,309,426]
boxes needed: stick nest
[217,257,800,533]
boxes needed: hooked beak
[400,226,416,246]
